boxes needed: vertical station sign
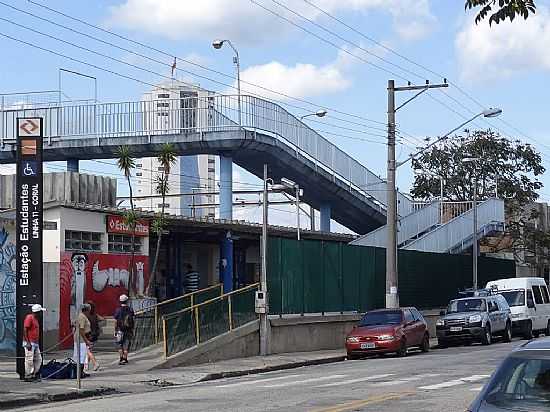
[15,118,43,378]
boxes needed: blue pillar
[220,155,233,220]
[220,231,234,293]
[67,159,79,172]
[320,203,331,232]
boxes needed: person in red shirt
[23,304,45,381]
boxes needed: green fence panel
[342,245,361,311]
[302,240,324,313]
[130,310,156,351]
[356,246,377,312]
[281,238,303,314]
[231,287,258,328]
[323,242,343,312]
[373,247,386,309]
[267,237,283,314]
[195,286,222,305]
[165,310,196,357]
[157,295,192,340]
[198,298,230,343]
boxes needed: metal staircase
[351,198,505,254]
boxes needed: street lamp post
[213,39,241,126]
[300,110,328,121]
[386,77,502,308]
[463,157,482,291]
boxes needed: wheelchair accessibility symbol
[21,161,37,177]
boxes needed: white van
[486,277,550,339]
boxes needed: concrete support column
[220,155,233,220]
[320,203,331,232]
[220,231,234,293]
[67,159,79,172]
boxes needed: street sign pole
[15,118,44,379]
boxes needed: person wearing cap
[114,294,134,365]
[22,304,45,381]
[74,304,92,378]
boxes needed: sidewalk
[0,339,439,410]
[0,348,347,410]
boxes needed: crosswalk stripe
[419,375,490,390]
[262,374,347,388]
[376,373,441,387]
[316,374,395,387]
[215,374,303,388]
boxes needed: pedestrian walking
[74,304,92,378]
[114,294,134,365]
[85,301,103,372]
[184,264,200,293]
[22,304,45,381]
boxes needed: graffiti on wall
[59,252,149,348]
[0,224,16,355]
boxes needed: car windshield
[359,311,402,326]
[501,290,526,308]
[447,298,485,313]
[483,354,550,411]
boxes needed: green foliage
[465,0,536,25]
[115,145,136,177]
[157,143,177,176]
[411,130,544,206]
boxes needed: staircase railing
[162,283,259,358]
[131,283,223,351]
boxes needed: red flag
[171,57,177,77]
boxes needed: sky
[1,0,550,232]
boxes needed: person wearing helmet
[22,304,45,381]
[113,294,134,365]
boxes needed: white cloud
[238,52,351,100]
[106,0,435,43]
[456,7,550,82]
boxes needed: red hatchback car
[346,307,430,359]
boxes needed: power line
[21,0,389,127]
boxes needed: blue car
[468,337,550,411]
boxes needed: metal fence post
[154,306,159,344]
[194,307,200,345]
[162,317,168,359]
[228,294,233,330]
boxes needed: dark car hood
[350,325,399,336]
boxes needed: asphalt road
[20,339,524,412]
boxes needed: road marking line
[215,374,302,388]
[376,373,441,386]
[310,391,415,412]
[470,386,483,392]
[261,374,346,388]
[419,375,490,390]
[316,374,395,387]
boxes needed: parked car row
[345,277,550,359]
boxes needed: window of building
[157,166,167,172]
[156,112,169,117]
[65,230,102,252]
[136,163,142,168]
[136,172,142,177]
[108,234,142,254]
[157,102,170,108]
[157,93,170,99]
[157,203,170,209]
[532,286,544,305]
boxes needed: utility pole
[260,164,269,355]
[296,185,301,241]
[473,175,478,290]
[386,79,449,309]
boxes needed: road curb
[0,387,117,410]
[198,355,347,382]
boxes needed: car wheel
[482,325,492,345]
[523,321,533,340]
[421,334,430,352]
[438,339,449,349]
[397,340,408,357]
[504,322,512,343]
[347,352,358,360]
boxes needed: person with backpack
[85,300,102,372]
[114,294,134,365]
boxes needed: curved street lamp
[212,39,241,126]
[300,110,328,121]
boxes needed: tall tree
[116,145,138,297]
[148,143,177,296]
[465,0,536,25]
[411,129,547,262]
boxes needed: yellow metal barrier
[162,283,259,358]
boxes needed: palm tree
[148,143,177,296]
[116,145,137,297]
